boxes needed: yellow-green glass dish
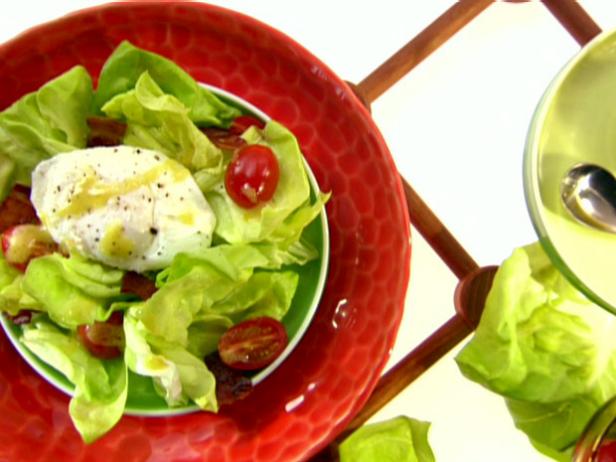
[524,28,616,313]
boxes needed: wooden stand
[312,1,602,459]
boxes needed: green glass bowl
[524,29,616,313]
[0,84,330,416]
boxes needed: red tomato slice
[218,317,288,371]
[224,144,280,209]
[77,311,125,360]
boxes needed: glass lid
[524,28,616,314]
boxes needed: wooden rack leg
[541,0,601,46]
[356,0,493,105]
[402,178,478,279]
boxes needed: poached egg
[31,146,216,273]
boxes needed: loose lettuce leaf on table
[94,41,240,126]
[20,319,127,444]
[455,242,616,460]
[339,416,436,462]
[0,66,92,198]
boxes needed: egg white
[30,146,216,272]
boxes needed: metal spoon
[561,163,616,233]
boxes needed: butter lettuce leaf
[339,416,436,462]
[206,121,329,247]
[123,314,216,410]
[101,71,224,190]
[21,254,124,328]
[0,251,31,316]
[94,41,240,126]
[20,318,127,443]
[124,243,298,408]
[455,242,616,459]
[0,66,92,198]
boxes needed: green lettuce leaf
[21,254,124,328]
[123,314,216,410]
[101,71,224,190]
[123,243,298,406]
[20,318,127,443]
[94,41,240,126]
[206,121,329,246]
[0,251,32,316]
[0,66,92,197]
[339,416,436,462]
[455,242,616,459]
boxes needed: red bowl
[0,3,411,461]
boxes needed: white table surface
[3,1,616,461]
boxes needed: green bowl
[524,29,616,313]
[0,85,330,416]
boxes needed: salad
[0,41,328,442]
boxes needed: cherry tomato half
[218,317,288,371]
[77,311,125,360]
[229,115,265,135]
[225,144,280,209]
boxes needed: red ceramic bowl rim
[0,1,412,458]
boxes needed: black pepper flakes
[149,227,158,235]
